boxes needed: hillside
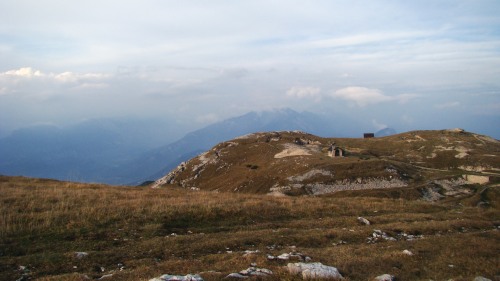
[153,129,500,197]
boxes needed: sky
[1,0,499,138]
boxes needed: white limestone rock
[402,249,414,256]
[358,216,371,225]
[287,262,343,280]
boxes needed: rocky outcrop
[271,177,407,195]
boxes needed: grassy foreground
[0,175,498,281]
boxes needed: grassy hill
[153,129,500,196]
[1,177,499,280]
[1,129,499,280]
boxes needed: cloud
[3,67,43,77]
[1,67,109,83]
[331,87,391,107]
[331,87,419,107]
[372,119,388,131]
[286,86,321,101]
[435,101,460,109]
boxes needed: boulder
[287,262,343,280]
[402,249,414,256]
[358,216,371,225]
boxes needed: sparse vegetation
[1,175,498,281]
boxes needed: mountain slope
[153,129,500,196]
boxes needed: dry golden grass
[1,175,499,281]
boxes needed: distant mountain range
[0,108,395,185]
[0,118,182,183]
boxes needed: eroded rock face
[287,262,343,280]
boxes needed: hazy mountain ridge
[3,107,495,185]
[0,118,183,183]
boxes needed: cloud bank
[0,1,499,138]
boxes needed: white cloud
[331,87,391,107]
[331,87,419,107]
[3,67,43,77]
[286,86,321,101]
[435,101,460,109]
[1,67,109,83]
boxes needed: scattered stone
[367,230,423,244]
[225,267,273,279]
[373,274,395,281]
[17,265,32,281]
[358,216,371,225]
[74,252,89,259]
[269,252,311,262]
[402,249,414,256]
[287,262,343,280]
[225,273,248,279]
[367,230,396,243]
[278,253,291,260]
[474,277,492,281]
[18,265,28,272]
[242,250,259,256]
[332,240,347,246]
[149,274,204,281]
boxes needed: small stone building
[364,133,375,138]
[328,144,344,158]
